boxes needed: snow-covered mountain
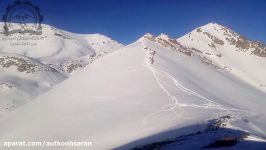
[0,23,124,115]
[0,23,265,149]
[177,22,266,92]
[0,22,124,73]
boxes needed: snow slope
[0,22,124,115]
[0,24,266,149]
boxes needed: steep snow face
[177,23,266,92]
[0,22,124,115]
[0,32,266,149]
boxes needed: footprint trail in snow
[140,40,247,126]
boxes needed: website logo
[2,0,43,35]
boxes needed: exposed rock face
[235,36,250,51]
[203,32,224,46]
[0,56,57,73]
[216,24,266,56]
[143,33,156,42]
[199,56,221,69]
[208,43,216,49]
[143,33,221,69]
[176,43,193,56]
[251,41,266,57]
[144,33,193,56]
[225,37,236,45]
[221,25,240,37]
[65,63,85,73]
[195,23,266,57]
[196,28,202,33]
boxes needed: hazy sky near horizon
[0,0,265,44]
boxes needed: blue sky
[0,0,265,44]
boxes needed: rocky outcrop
[251,41,266,57]
[235,36,250,51]
[203,32,224,46]
[0,55,60,74]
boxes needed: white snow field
[0,22,124,116]
[0,23,266,149]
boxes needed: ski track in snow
[140,40,247,126]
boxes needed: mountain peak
[143,33,154,38]
[156,33,170,40]
[201,22,226,29]
[205,22,221,26]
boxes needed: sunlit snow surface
[0,23,266,149]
